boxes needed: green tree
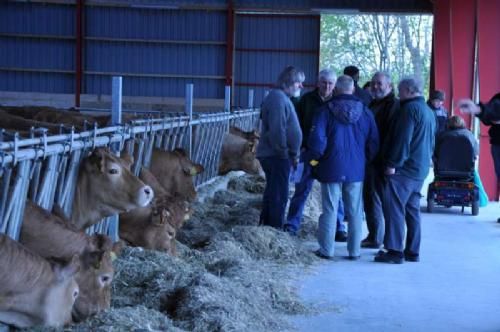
[320,14,433,94]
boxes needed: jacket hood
[327,94,363,124]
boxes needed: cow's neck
[70,170,110,231]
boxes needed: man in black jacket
[362,71,399,249]
[459,93,500,205]
[375,77,436,264]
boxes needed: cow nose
[137,185,154,207]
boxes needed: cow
[0,109,63,135]
[119,167,191,255]
[149,148,204,203]
[1,106,109,130]
[68,148,154,231]
[0,234,80,328]
[20,202,121,321]
[218,127,261,175]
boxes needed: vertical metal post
[224,85,231,112]
[248,89,254,109]
[185,83,193,159]
[108,76,122,242]
[112,76,123,127]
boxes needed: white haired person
[257,66,304,229]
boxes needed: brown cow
[149,148,204,202]
[1,106,109,130]
[68,148,154,231]
[20,202,120,321]
[119,167,191,255]
[218,128,261,175]
[0,234,80,328]
[0,109,64,135]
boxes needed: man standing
[307,75,379,260]
[375,77,436,264]
[361,72,399,249]
[284,69,348,241]
[343,65,373,107]
[427,90,449,137]
[257,66,304,229]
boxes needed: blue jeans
[285,163,345,234]
[317,181,363,257]
[382,174,424,255]
[258,156,291,229]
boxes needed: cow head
[44,256,80,327]
[172,149,204,202]
[71,242,121,322]
[82,148,154,214]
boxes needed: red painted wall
[433,0,500,200]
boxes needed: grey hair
[318,69,336,82]
[277,66,305,89]
[335,75,354,93]
[398,76,423,95]
[372,71,392,84]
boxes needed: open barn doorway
[319,14,434,95]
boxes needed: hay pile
[23,174,324,332]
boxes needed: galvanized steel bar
[185,84,193,159]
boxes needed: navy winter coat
[305,94,379,183]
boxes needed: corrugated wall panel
[84,7,227,98]
[0,2,75,35]
[0,2,75,93]
[233,13,320,107]
[85,76,224,99]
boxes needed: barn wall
[0,0,432,110]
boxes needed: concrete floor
[289,201,500,332]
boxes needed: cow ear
[54,255,80,280]
[81,251,105,270]
[173,148,187,157]
[121,153,134,166]
[89,234,113,252]
[88,148,106,172]
[247,141,257,153]
[110,240,126,261]
[182,163,204,176]
[251,130,260,139]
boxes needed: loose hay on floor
[21,173,323,332]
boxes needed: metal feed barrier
[0,80,261,243]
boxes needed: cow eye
[73,289,79,299]
[109,168,119,175]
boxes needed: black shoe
[361,239,382,249]
[404,251,420,262]
[314,249,336,261]
[374,250,403,264]
[335,231,348,242]
[343,255,361,261]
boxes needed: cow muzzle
[136,185,154,207]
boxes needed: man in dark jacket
[306,75,379,260]
[375,77,436,264]
[256,66,304,229]
[284,69,347,240]
[343,65,372,107]
[459,93,500,203]
[362,71,400,249]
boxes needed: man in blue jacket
[375,77,436,264]
[306,75,379,260]
[256,66,304,229]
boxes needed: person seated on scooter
[433,115,478,179]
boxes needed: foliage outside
[320,14,434,95]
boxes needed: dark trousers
[258,156,291,229]
[363,165,385,244]
[285,163,345,234]
[382,174,424,255]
